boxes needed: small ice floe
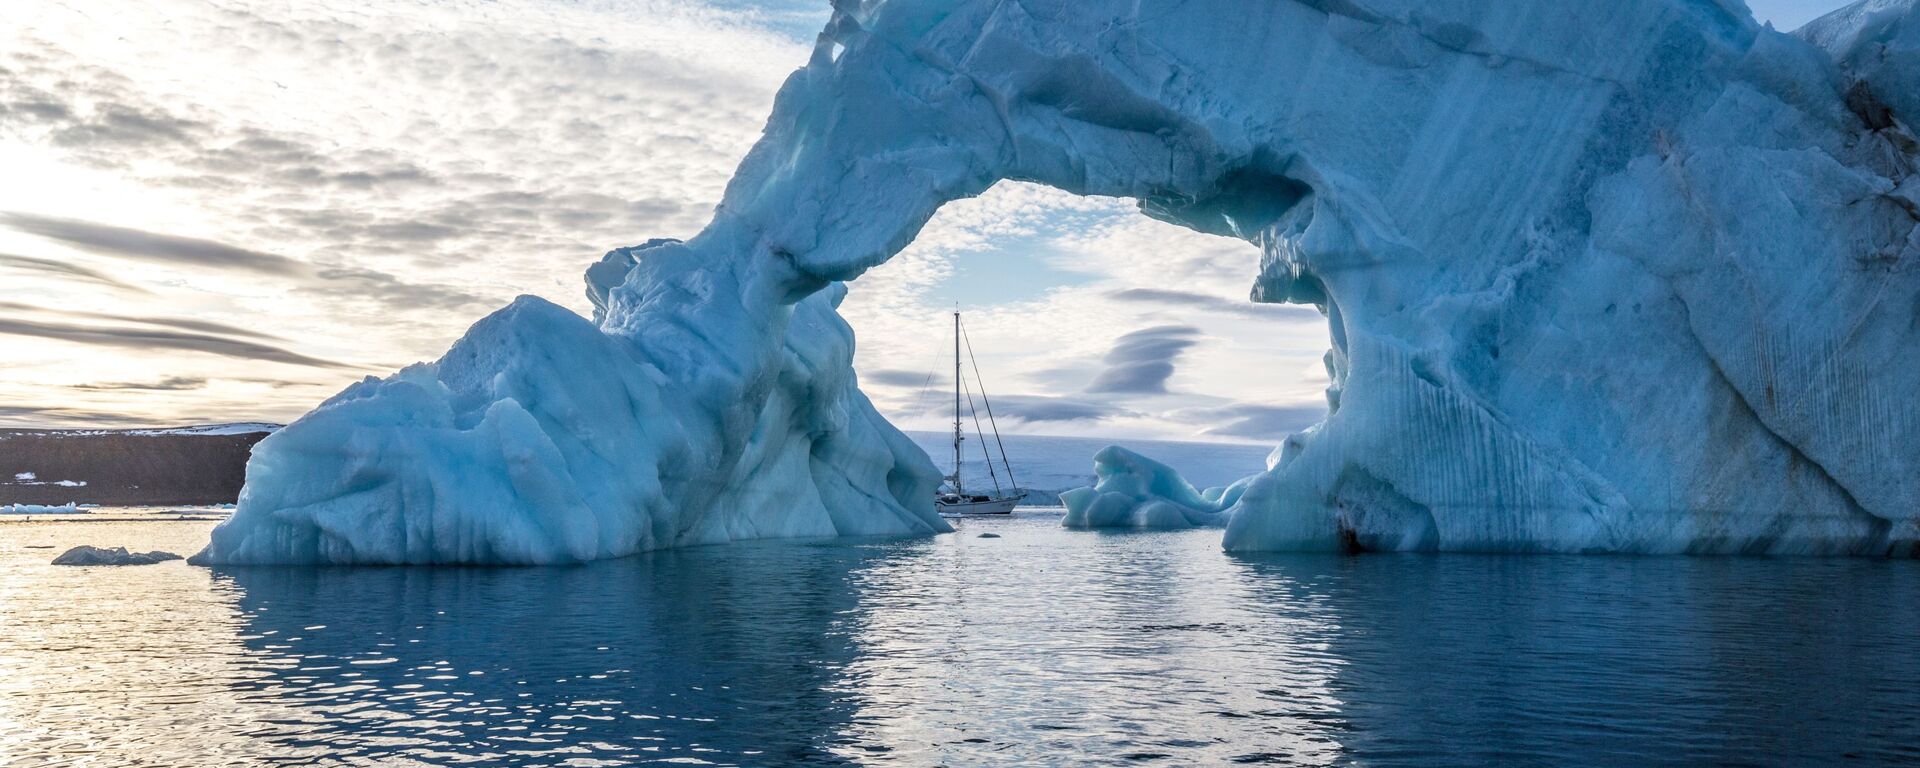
[2,473,82,486]
[51,546,183,566]
[2,503,80,514]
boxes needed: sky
[0,0,1856,441]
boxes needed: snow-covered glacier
[198,0,1920,564]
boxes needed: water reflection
[1229,554,1920,765]
[825,525,1354,764]
[217,538,913,765]
[5,516,1919,766]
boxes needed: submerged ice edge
[202,0,1920,564]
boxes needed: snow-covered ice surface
[202,0,1920,564]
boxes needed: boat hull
[936,497,1019,516]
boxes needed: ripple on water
[1,513,1918,765]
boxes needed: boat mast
[959,318,1020,497]
[952,310,963,495]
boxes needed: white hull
[936,496,1020,516]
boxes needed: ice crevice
[197,0,1920,564]
[1678,291,1888,554]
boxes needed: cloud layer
[1086,325,1202,395]
[2,0,1340,443]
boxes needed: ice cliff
[198,0,1920,564]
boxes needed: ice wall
[199,0,1920,563]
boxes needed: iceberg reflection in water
[3,514,1919,764]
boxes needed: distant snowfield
[904,431,1271,504]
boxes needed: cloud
[989,394,1131,423]
[861,368,938,388]
[0,214,490,311]
[1086,325,1201,394]
[304,264,491,312]
[0,252,150,293]
[0,404,157,428]
[49,104,211,150]
[1195,404,1328,440]
[891,388,1129,424]
[1107,288,1323,320]
[0,0,828,425]
[0,301,285,342]
[0,317,353,369]
[2,1,1338,437]
[70,376,208,391]
[0,211,306,275]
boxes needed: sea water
[2,511,1916,766]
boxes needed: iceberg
[52,546,183,566]
[200,0,1919,564]
[1060,447,1254,530]
[196,281,947,565]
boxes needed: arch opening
[197,0,1920,564]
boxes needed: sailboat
[935,311,1027,516]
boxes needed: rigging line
[961,372,1004,496]
[908,334,946,420]
[959,317,1019,492]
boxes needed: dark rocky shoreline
[0,427,275,506]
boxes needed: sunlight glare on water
[1,511,1917,766]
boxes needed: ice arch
[196,0,1920,564]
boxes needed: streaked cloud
[861,369,939,388]
[0,317,353,369]
[0,211,305,275]
[1107,287,1323,321]
[0,405,157,427]
[0,253,150,293]
[989,395,1132,424]
[71,376,209,391]
[0,301,284,342]
[1196,404,1329,440]
[1086,325,1202,395]
[0,214,489,311]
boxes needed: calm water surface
[2,511,1917,766]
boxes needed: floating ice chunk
[1061,447,1249,530]
[52,546,183,566]
[2,503,79,514]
